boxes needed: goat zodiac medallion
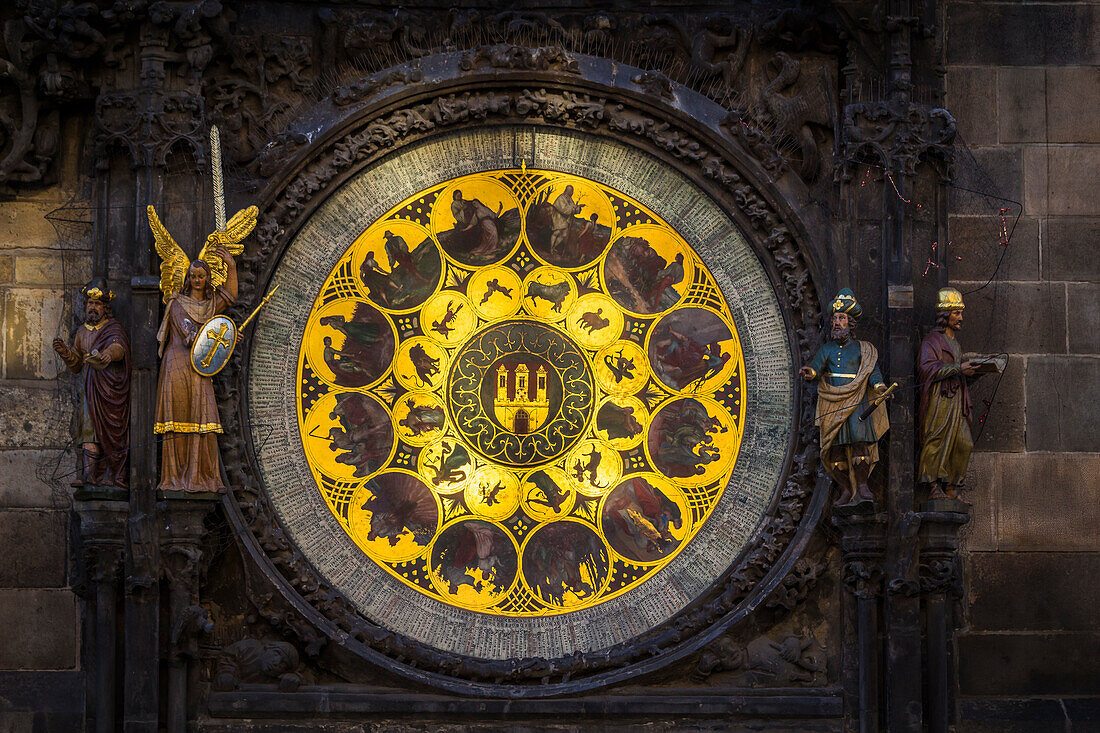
[297,169,746,616]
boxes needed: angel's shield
[190,315,238,377]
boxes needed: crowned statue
[150,127,258,494]
[800,289,890,508]
[52,278,131,489]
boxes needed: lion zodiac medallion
[294,168,747,617]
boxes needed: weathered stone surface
[0,589,78,669]
[948,3,1100,66]
[960,698,1098,733]
[1044,217,1100,282]
[997,68,1046,143]
[970,354,1025,452]
[1022,145,1047,217]
[0,671,83,731]
[951,146,1023,216]
[0,451,71,508]
[958,632,1100,696]
[960,451,997,551]
[1047,67,1100,143]
[1043,146,1100,216]
[0,511,67,588]
[1067,284,1099,354]
[996,452,1100,550]
[946,65,999,145]
[944,282,1065,355]
[3,289,68,380]
[968,552,1100,632]
[948,215,1038,282]
[0,202,63,250]
[0,255,12,283]
[0,383,73,449]
[1025,357,1099,451]
[14,255,89,286]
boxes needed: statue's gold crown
[936,288,965,311]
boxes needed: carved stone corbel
[843,559,884,600]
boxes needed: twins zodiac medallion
[297,169,746,616]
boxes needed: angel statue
[149,199,257,494]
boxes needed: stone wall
[0,134,88,727]
[946,0,1100,716]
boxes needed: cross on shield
[190,315,239,377]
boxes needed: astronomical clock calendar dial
[250,130,792,660]
[298,168,745,615]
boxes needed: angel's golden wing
[199,205,258,288]
[219,205,258,255]
[147,205,189,303]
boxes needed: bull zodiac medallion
[297,169,747,617]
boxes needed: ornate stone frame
[215,50,828,696]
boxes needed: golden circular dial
[297,169,746,617]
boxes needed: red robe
[74,319,131,486]
[917,329,972,431]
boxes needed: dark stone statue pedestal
[157,490,222,502]
[919,497,971,513]
[75,485,129,502]
[74,498,128,733]
[833,499,878,516]
[156,496,218,733]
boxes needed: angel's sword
[211,125,226,233]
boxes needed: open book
[963,353,1006,375]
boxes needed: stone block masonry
[946,1,1100,715]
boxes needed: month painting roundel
[299,169,744,614]
[249,130,793,660]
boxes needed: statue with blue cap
[799,289,890,508]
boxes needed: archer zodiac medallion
[293,167,747,618]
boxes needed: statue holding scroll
[150,127,257,493]
[800,289,890,508]
[52,278,131,489]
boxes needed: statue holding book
[917,288,1002,503]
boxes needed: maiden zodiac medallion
[297,169,745,616]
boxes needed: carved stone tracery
[840,99,956,177]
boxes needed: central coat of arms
[449,321,593,467]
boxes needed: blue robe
[807,338,885,445]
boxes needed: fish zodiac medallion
[294,168,749,618]
[449,321,594,468]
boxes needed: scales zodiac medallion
[295,168,747,616]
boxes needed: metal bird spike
[210,125,226,232]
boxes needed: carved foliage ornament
[219,77,823,689]
[840,100,956,177]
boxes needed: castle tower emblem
[492,362,550,433]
